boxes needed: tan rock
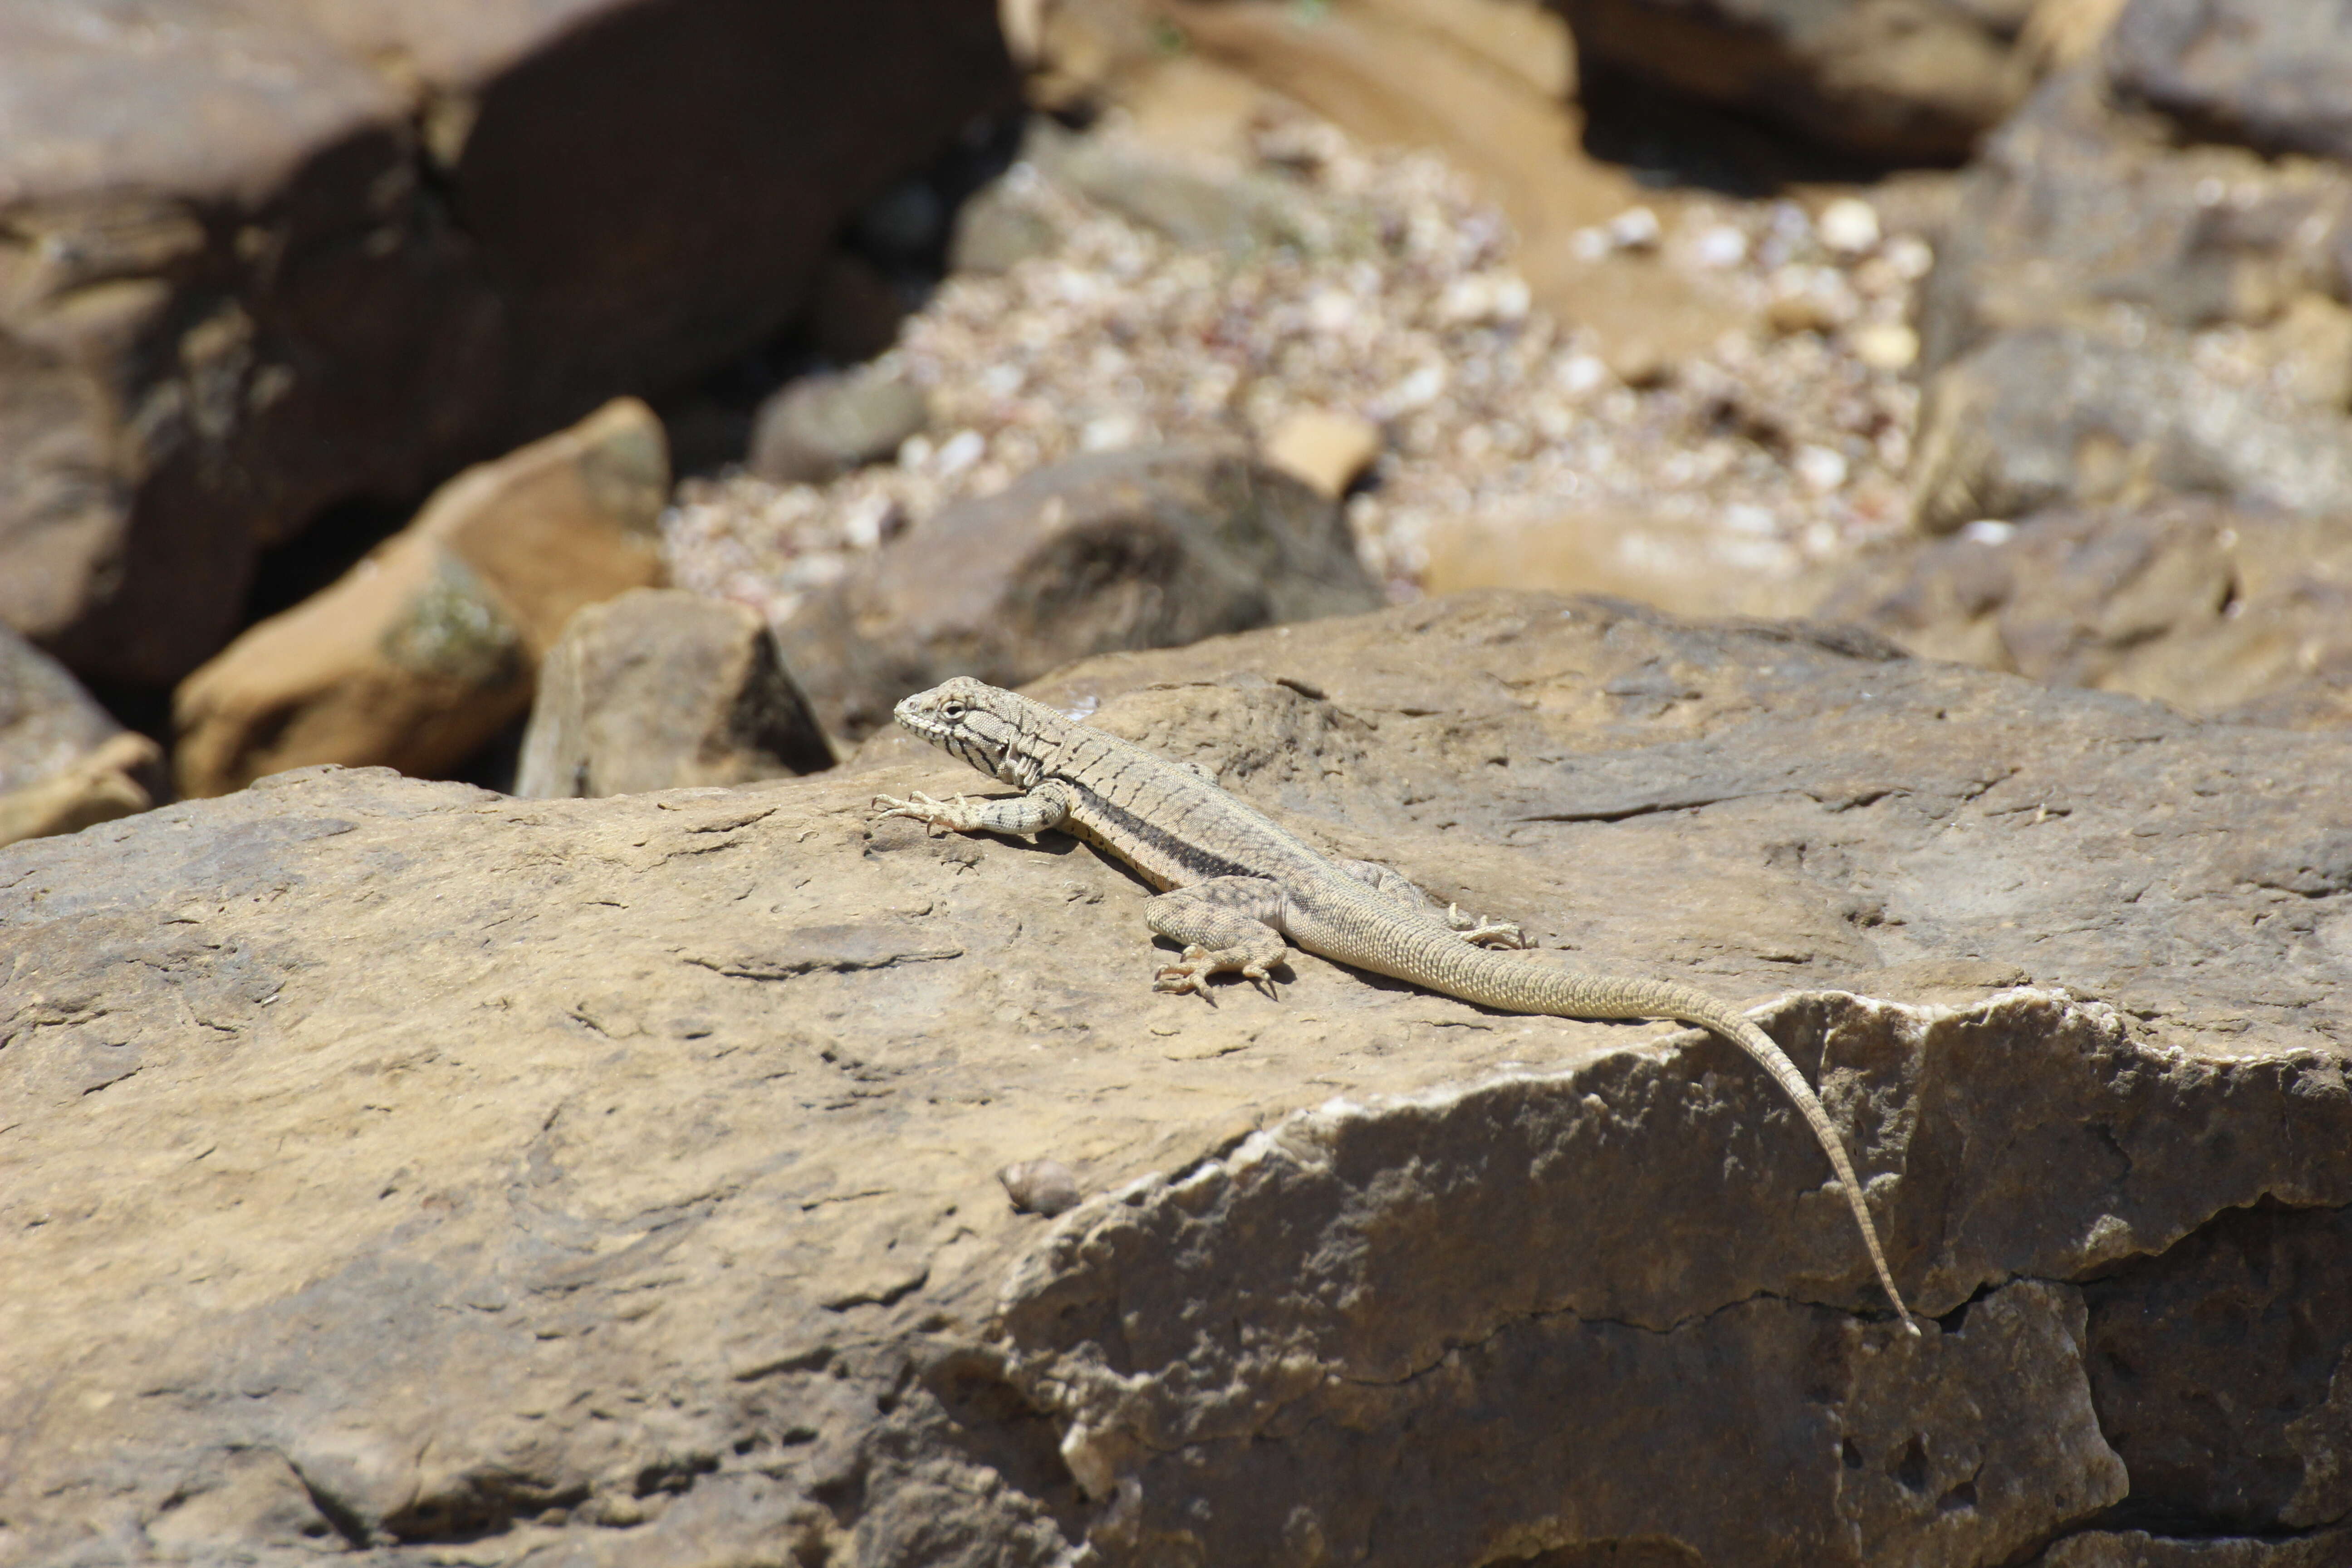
[5,591,2348,1563]
[0,731,160,848]
[1816,499,2352,728]
[1422,505,1813,619]
[514,588,834,799]
[1261,407,1382,498]
[172,399,668,798]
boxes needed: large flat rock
[2,592,2347,1565]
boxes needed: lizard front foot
[871,791,975,833]
[1154,945,1278,998]
[1446,903,1528,949]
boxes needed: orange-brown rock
[172,399,667,798]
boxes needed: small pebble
[1818,197,1881,255]
[1000,1159,1083,1216]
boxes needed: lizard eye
[941,701,966,721]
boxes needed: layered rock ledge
[3,592,2346,1566]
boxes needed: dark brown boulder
[1556,0,2038,163]
[0,0,1014,689]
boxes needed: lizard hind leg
[1334,858,1528,949]
[1146,878,1289,996]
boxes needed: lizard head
[892,677,1036,786]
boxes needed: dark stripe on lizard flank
[1054,776,1260,883]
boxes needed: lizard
[872,675,1918,1333]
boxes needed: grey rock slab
[3,591,2348,1566]
[746,368,931,486]
[776,444,1383,739]
[1917,68,2352,377]
[0,621,119,794]
[515,588,834,799]
[1908,64,2352,532]
[2107,0,2352,164]
[1816,499,2352,729]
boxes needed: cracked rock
[2,591,2346,1565]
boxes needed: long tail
[1631,981,1919,1337]
[1418,946,1920,1333]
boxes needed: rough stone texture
[0,730,161,849]
[3,590,2348,1566]
[1911,64,2352,530]
[2085,1201,2352,1533]
[2040,1528,2352,1568]
[0,0,1014,689]
[173,398,668,799]
[2106,0,2352,163]
[747,369,932,487]
[1815,500,2352,728]
[514,588,834,799]
[774,444,1383,738]
[1556,0,2038,163]
[0,622,119,795]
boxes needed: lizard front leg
[872,779,1075,838]
[1146,877,1289,995]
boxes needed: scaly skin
[873,675,1917,1333]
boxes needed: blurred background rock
[5,0,2349,842]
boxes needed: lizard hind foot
[1446,904,1529,949]
[871,791,972,833]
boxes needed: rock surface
[747,369,932,487]
[3,590,2347,1566]
[1912,59,2352,529]
[173,399,669,799]
[2106,0,2352,163]
[0,730,160,850]
[1557,0,2039,162]
[0,0,1013,688]
[0,624,120,795]
[1817,499,2352,728]
[514,588,834,799]
[774,445,1383,738]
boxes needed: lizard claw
[1446,903,1528,949]
[872,791,968,834]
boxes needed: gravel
[663,109,1931,623]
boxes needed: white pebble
[1388,363,1450,412]
[1960,519,2017,545]
[1556,354,1608,397]
[934,428,987,478]
[1693,225,1749,268]
[1883,235,1935,280]
[1818,197,1881,255]
[1605,206,1661,251]
[1794,445,1849,493]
